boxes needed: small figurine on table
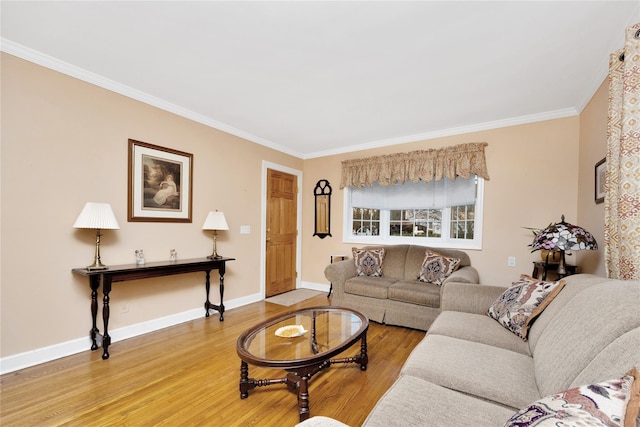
[135,249,145,265]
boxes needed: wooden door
[266,169,298,297]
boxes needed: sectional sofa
[298,273,640,426]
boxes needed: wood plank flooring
[0,294,425,427]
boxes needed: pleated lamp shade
[73,202,120,230]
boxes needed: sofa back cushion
[364,245,409,280]
[533,279,640,396]
[527,275,614,353]
[404,245,470,281]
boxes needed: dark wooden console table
[72,257,234,360]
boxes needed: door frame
[260,161,303,298]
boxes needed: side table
[531,261,577,281]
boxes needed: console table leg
[204,270,211,318]
[219,273,225,321]
[89,276,100,351]
[102,277,112,360]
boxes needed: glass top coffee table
[236,306,369,422]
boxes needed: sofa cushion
[344,276,397,299]
[429,311,531,355]
[365,244,409,280]
[388,280,440,307]
[353,247,386,277]
[402,334,539,409]
[503,367,639,427]
[403,245,470,281]
[570,328,640,390]
[533,280,640,398]
[363,375,516,427]
[487,275,565,341]
[417,250,461,285]
[527,275,613,353]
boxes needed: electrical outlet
[507,256,516,267]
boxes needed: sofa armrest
[324,260,357,297]
[442,265,479,285]
[441,282,508,315]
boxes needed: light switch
[240,225,251,235]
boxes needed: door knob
[266,237,271,242]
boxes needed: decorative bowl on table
[275,325,307,338]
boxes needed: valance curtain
[604,23,640,280]
[339,142,490,189]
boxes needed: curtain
[604,23,640,280]
[340,142,489,189]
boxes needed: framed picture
[594,157,606,205]
[128,139,193,222]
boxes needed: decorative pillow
[503,367,640,427]
[352,247,386,277]
[487,274,565,341]
[417,250,461,285]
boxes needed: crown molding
[303,108,578,159]
[0,38,304,159]
[3,38,578,161]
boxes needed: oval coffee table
[236,306,369,422]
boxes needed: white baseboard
[0,292,263,375]
[299,281,330,293]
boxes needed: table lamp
[73,202,120,270]
[203,211,229,259]
[530,215,598,278]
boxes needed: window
[343,176,483,249]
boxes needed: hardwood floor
[0,294,425,427]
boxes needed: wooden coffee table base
[239,334,368,422]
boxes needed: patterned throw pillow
[417,250,461,285]
[352,247,386,277]
[503,367,640,427]
[487,274,565,341]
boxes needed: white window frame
[342,178,484,250]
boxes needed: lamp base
[557,250,567,279]
[87,230,109,270]
[207,231,223,260]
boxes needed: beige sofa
[299,274,640,426]
[325,244,479,331]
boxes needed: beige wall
[1,51,608,363]
[576,80,609,275]
[1,53,302,358]
[301,118,581,286]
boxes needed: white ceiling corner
[1,1,638,159]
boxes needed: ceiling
[2,1,638,159]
